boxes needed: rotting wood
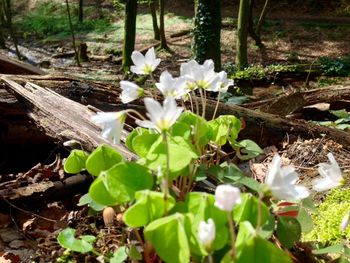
[243,85,350,114]
[0,54,47,75]
[1,76,136,160]
[2,75,350,151]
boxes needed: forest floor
[0,0,350,262]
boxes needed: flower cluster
[265,153,344,201]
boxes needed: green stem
[256,192,264,231]
[188,93,194,112]
[227,211,236,260]
[198,88,205,118]
[162,132,170,215]
[212,91,221,120]
[126,109,146,121]
[207,254,214,263]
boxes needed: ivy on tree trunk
[236,0,250,70]
[122,0,138,72]
[193,0,222,70]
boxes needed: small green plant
[318,56,350,76]
[59,49,348,262]
[304,187,350,244]
[314,109,350,131]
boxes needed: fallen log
[0,54,47,75]
[243,85,350,115]
[2,75,350,151]
[1,76,135,159]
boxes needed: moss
[304,187,350,245]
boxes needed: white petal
[130,65,144,75]
[145,47,156,63]
[313,177,340,192]
[120,80,139,91]
[131,51,145,66]
[144,98,163,123]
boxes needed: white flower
[313,153,344,192]
[155,71,188,99]
[208,71,234,93]
[120,81,144,104]
[198,218,216,250]
[265,154,309,200]
[180,59,220,91]
[91,111,126,144]
[130,47,161,75]
[136,97,183,133]
[340,211,350,231]
[214,185,241,212]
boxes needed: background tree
[193,0,222,70]
[158,0,168,49]
[65,0,81,66]
[1,0,20,59]
[235,0,250,70]
[149,0,160,40]
[248,0,270,48]
[78,0,83,23]
[0,0,6,48]
[122,0,138,71]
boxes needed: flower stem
[199,88,205,118]
[212,91,221,120]
[207,254,214,263]
[192,91,200,116]
[162,132,170,215]
[126,109,146,121]
[188,93,194,112]
[227,211,236,260]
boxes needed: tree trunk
[122,0,138,72]
[78,0,83,23]
[158,0,168,50]
[0,1,5,48]
[149,0,160,40]
[65,0,81,67]
[256,0,270,36]
[2,0,20,59]
[193,0,222,70]
[247,0,263,48]
[236,0,250,70]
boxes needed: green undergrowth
[14,1,115,41]
[304,187,350,245]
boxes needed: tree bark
[78,0,83,23]
[0,1,5,49]
[2,0,20,59]
[149,0,160,40]
[158,0,168,50]
[236,0,250,70]
[194,0,222,70]
[122,0,138,72]
[65,0,81,67]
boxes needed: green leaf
[176,111,213,146]
[110,246,128,263]
[297,207,314,233]
[105,162,154,205]
[226,222,293,263]
[57,228,95,253]
[276,216,301,249]
[312,243,345,255]
[89,175,118,206]
[144,213,191,263]
[232,139,263,160]
[258,214,275,239]
[331,109,350,119]
[128,244,142,260]
[184,192,229,253]
[125,127,148,151]
[132,133,159,158]
[123,190,176,227]
[78,193,105,211]
[64,150,88,174]
[209,115,241,146]
[86,145,123,177]
[146,136,198,177]
[233,193,270,228]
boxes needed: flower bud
[340,211,350,231]
[214,185,241,212]
[198,218,215,250]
